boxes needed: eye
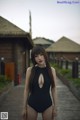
[34,54,38,57]
[40,53,43,56]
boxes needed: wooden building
[46,36,80,61]
[0,16,33,85]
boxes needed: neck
[37,64,46,68]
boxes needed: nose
[38,55,42,59]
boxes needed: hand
[22,108,27,120]
[52,107,57,119]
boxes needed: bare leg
[26,105,38,120]
[42,106,54,120]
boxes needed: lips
[38,60,43,63]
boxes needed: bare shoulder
[25,67,33,81]
[51,67,56,76]
[51,67,56,83]
[26,66,33,75]
[27,66,32,71]
[51,67,56,72]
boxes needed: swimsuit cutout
[28,66,52,113]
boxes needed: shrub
[59,69,72,78]
[0,75,11,84]
[60,69,71,75]
[50,63,59,69]
[69,78,80,88]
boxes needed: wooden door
[5,62,15,81]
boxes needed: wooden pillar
[72,60,78,78]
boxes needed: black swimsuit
[28,66,52,113]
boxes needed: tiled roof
[0,16,27,36]
[46,36,80,52]
[0,16,33,47]
[33,37,54,45]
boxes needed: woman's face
[34,53,46,67]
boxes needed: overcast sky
[0,0,80,44]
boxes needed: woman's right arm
[23,67,32,110]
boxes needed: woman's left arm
[51,67,57,112]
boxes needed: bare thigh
[42,106,54,120]
[26,105,38,120]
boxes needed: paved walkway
[0,77,80,120]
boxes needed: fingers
[52,108,57,119]
[22,109,27,120]
[22,113,27,120]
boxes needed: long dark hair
[29,45,55,92]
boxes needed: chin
[40,62,45,66]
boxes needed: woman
[22,46,57,120]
